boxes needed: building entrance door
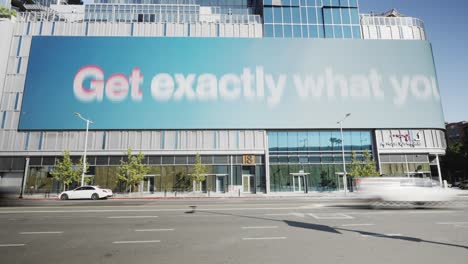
[293,175,305,192]
[140,175,157,193]
[242,175,255,193]
[216,176,225,193]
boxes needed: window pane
[265,24,274,37]
[320,131,332,151]
[307,7,317,24]
[343,25,351,38]
[350,7,359,24]
[273,7,282,24]
[283,8,292,24]
[275,25,284,37]
[264,7,273,23]
[332,8,341,24]
[284,24,292,37]
[323,8,332,24]
[292,7,300,23]
[308,25,318,37]
[334,26,343,38]
[341,8,350,24]
[301,7,307,24]
[288,131,298,151]
[361,131,372,150]
[352,25,361,38]
[293,25,301,37]
[302,25,309,37]
[308,132,320,151]
[278,132,287,151]
[331,131,342,151]
[269,132,278,151]
[298,132,308,150]
[324,25,333,37]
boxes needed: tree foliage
[348,150,379,177]
[50,150,82,190]
[191,153,207,192]
[0,6,17,17]
[117,148,149,192]
[441,141,468,182]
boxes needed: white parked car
[59,186,113,200]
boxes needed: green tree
[0,6,17,18]
[191,153,207,192]
[348,151,362,177]
[348,150,379,177]
[117,148,149,192]
[441,141,468,183]
[50,150,81,191]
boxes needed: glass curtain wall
[24,155,266,194]
[263,0,361,38]
[268,130,373,192]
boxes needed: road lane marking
[242,237,286,240]
[113,240,160,244]
[242,226,278,229]
[341,224,375,227]
[361,234,402,238]
[265,213,291,216]
[20,231,63,234]
[0,244,26,247]
[135,229,174,232]
[309,213,354,219]
[436,222,468,225]
[108,216,158,219]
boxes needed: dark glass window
[284,25,292,37]
[264,7,273,23]
[265,24,274,37]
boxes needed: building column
[436,154,443,187]
[19,157,30,198]
[264,130,270,194]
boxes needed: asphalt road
[1,198,467,264]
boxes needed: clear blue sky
[359,0,468,123]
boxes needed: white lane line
[0,244,26,247]
[242,237,286,240]
[265,213,291,216]
[437,222,468,225]
[309,213,354,219]
[108,216,158,219]
[20,231,63,234]
[361,234,402,238]
[341,224,375,227]
[242,226,278,229]
[135,229,174,232]
[112,240,160,244]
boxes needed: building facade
[0,0,446,195]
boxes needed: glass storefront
[23,155,266,194]
[268,130,374,192]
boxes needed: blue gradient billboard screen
[19,36,444,130]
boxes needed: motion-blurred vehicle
[355,177,458,204]
[459,180,468,190]
[59,186,112,200]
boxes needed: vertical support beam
[264,130,270,194]
[436,154,443,187]
[19,157,30,199]
[230,155,233,193]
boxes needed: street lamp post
[74,112,93,187]
[337,113,351,196]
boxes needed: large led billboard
[19,36,444,130]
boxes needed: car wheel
[60,194,68,200]
[91,193,99,200]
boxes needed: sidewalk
[14,190,364,200]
